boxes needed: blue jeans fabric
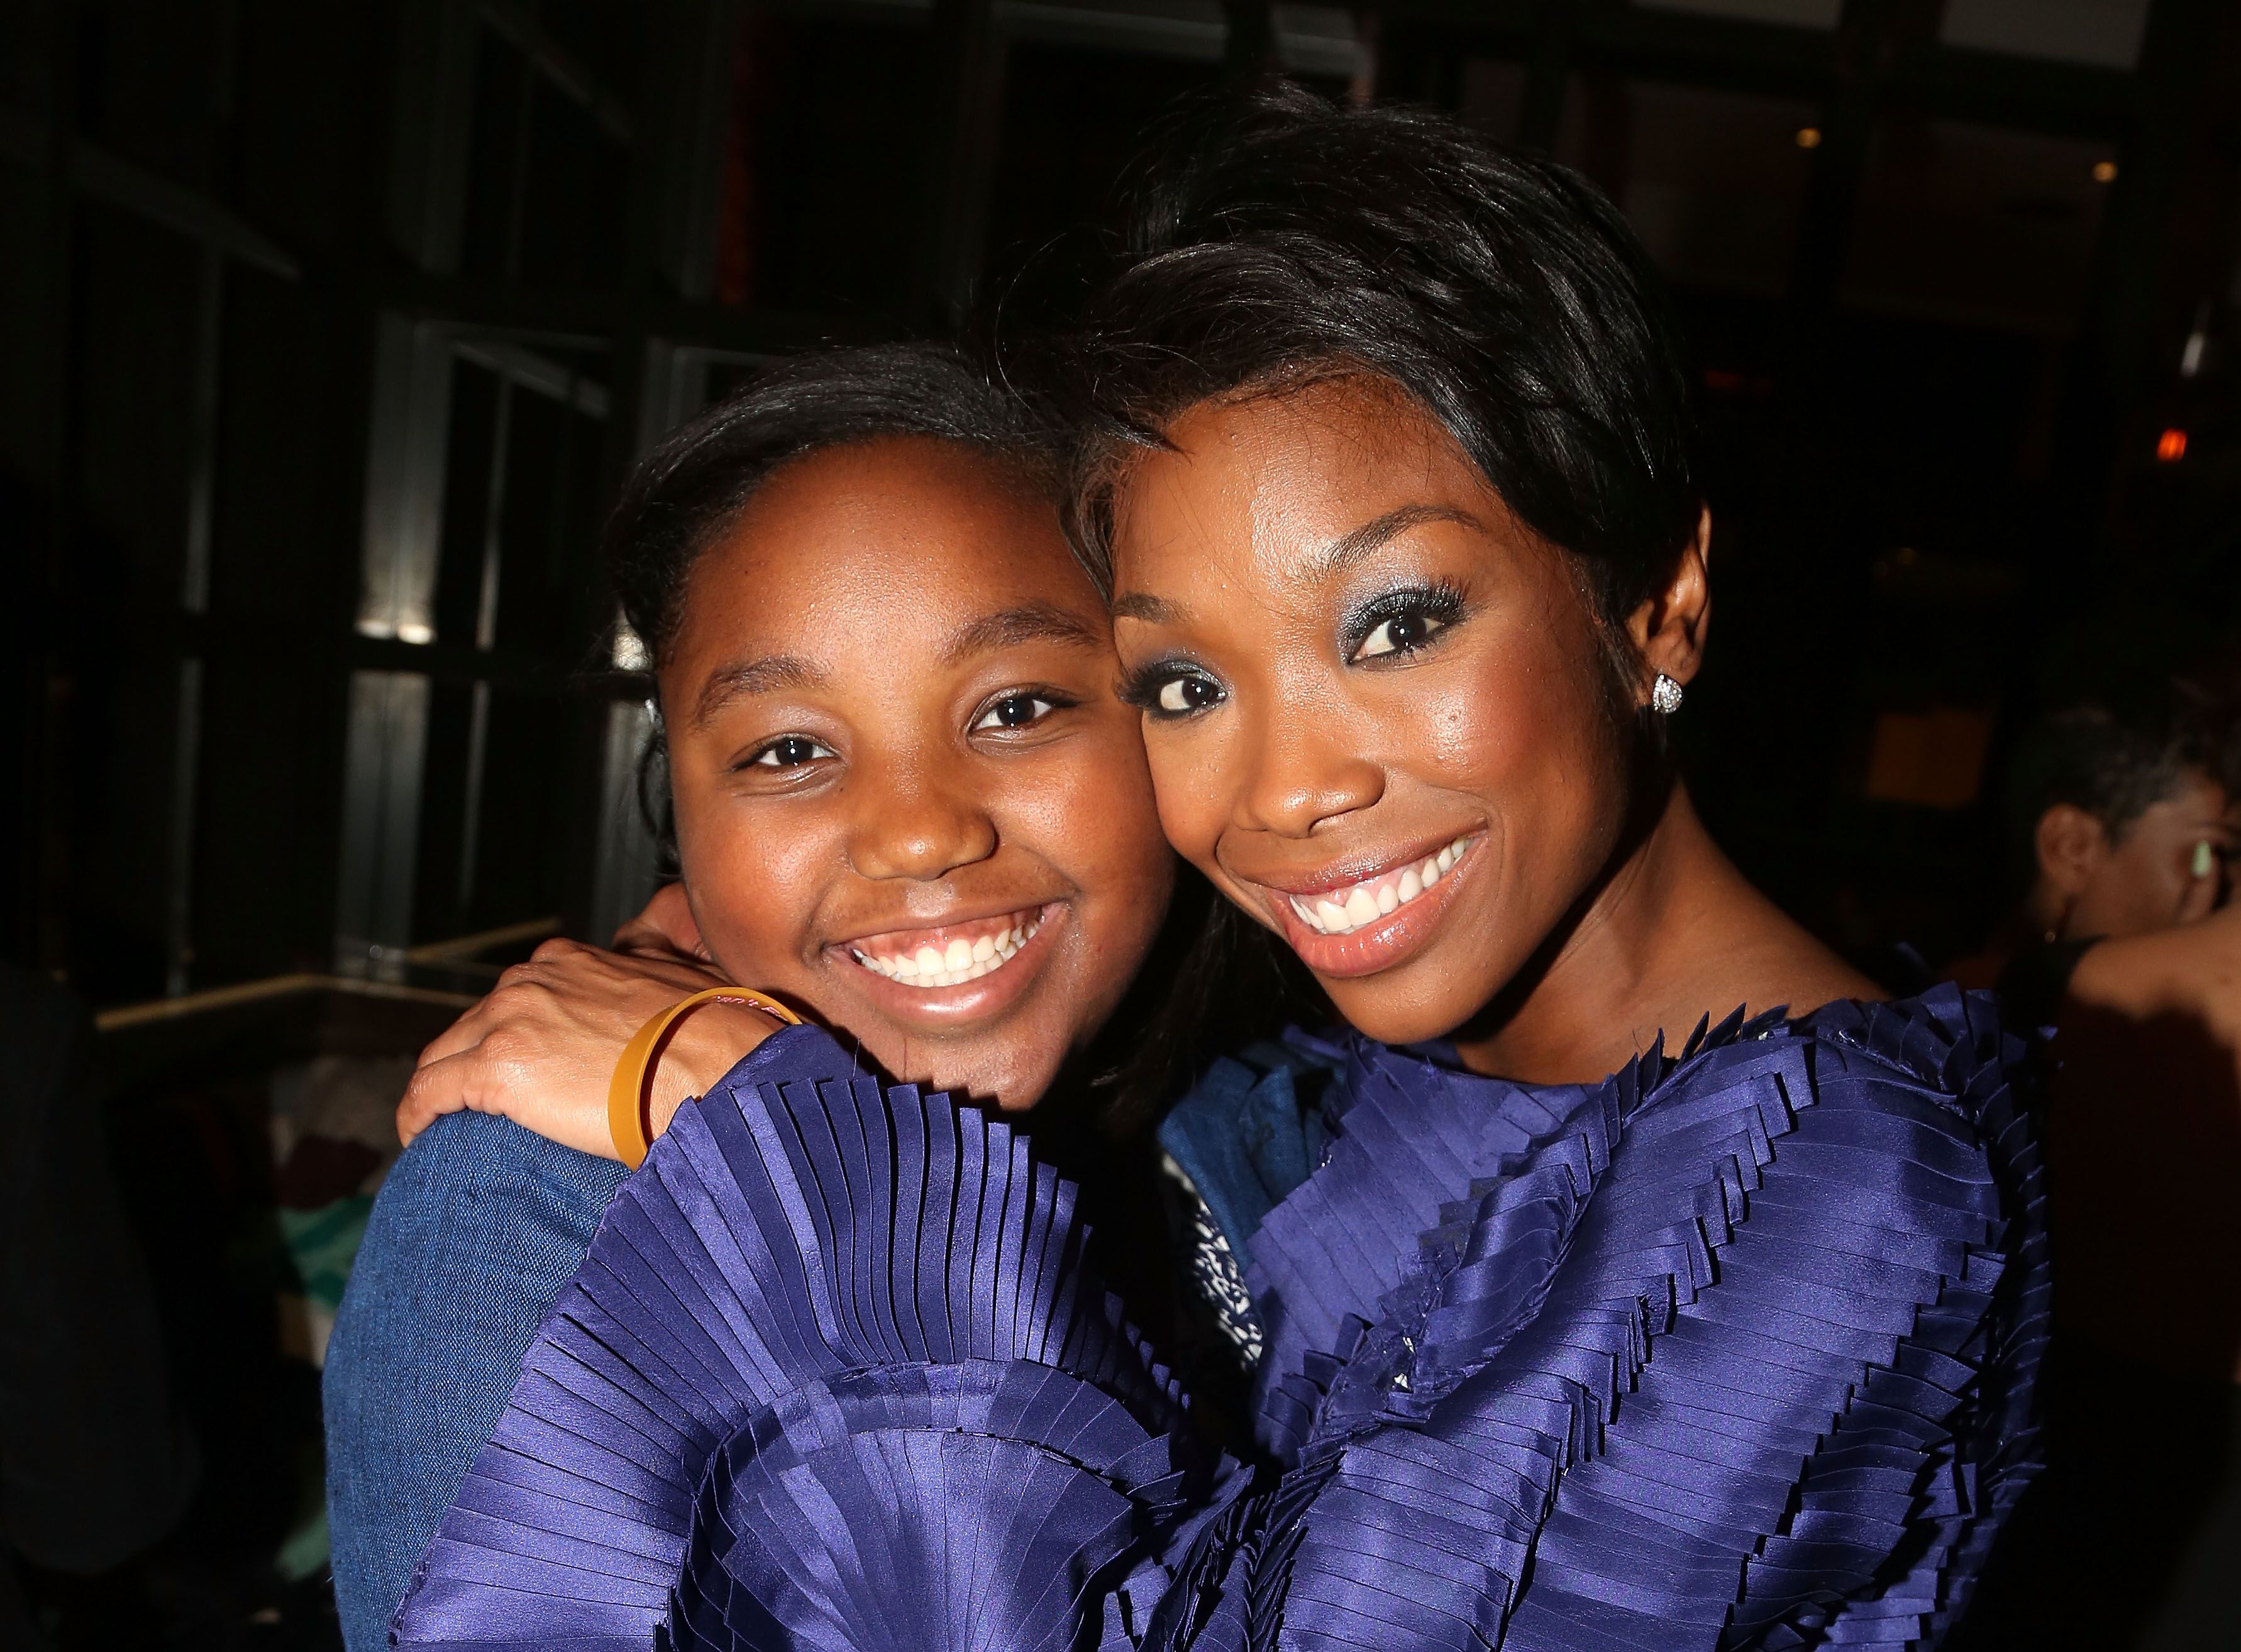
[322,1111,624,1651]
[321,1027,836,1651]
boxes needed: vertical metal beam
[16,0,78,971]
[2076,0,2224,495]
[924,0,1007,331]
[165,245,226,996]
[1785,0,1896,316]
[334,670,431,977]
[387,0,480,272]
[356,316,454,644]
[1226,1,1276,72]
[1518,0,1584,152]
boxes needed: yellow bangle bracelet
[606,986,803,1169]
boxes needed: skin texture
[400,438,1175,1156]
[1109,377,1874,1086]
[2035,769,2233,941]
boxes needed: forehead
[1112,380,1497,570]
[675,438,1102,656]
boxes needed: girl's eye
[973,693,1057,732]
[1353,608,1448,661]
[1156,675,1224,715]
[750,735,834,769]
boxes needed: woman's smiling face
[661,436,1175,1110]
[1110,378,1637,1047]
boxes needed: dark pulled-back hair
[1064,83,1702,644]
[2005,678,2237,884]
[607,341,1058,670]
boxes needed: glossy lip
[1241,834,1480,979]
[823,900,1066,1027]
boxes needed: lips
[1251,834,1480,979]
[845,907,1046,989]
[1283,834,1473,937]
[825,901,1065,1027]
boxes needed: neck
[1451,780,1813,1085]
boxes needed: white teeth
[1286,837,1476,937]
[851,914,1044,989]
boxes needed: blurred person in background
[1945,671,2241,1651]
[1950,678,2235,1024]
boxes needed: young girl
[324,343,1213,1651]
[390,90,2043,1652]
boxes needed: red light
[2157,428,2188,462]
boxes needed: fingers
[616,881,711,962]
[397,1047,484,1147]
[415,992,503,1070]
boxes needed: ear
[1627,507,1712,705]
[2034,803,2107,903]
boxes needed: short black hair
[2005,680,2233,878]
[1063,82,1702,646]
[607,341,1058,669]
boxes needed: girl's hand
[397,936,782,1159]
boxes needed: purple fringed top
[391,987,2046,1650]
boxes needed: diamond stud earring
[1651,673,1685,715]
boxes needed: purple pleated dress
[391,988,2045,1651]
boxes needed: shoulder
[367,1108,626,1245]
[331,1111,624,1385]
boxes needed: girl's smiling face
[661,436,1175,1110]
[1109,378,1644,1047]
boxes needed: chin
[1324,973,1485,1049]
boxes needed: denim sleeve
[320,1023,847,1651]
[322,1112,624,1652]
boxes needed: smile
[1285,835,1475,936]
[847,908,1047,989]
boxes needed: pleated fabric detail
[390,1045,1236,1651]
[1185,986,2045,1651]
[390,988,2043,1651]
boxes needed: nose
[844,761,1000,883]
[1232,702,1385,838]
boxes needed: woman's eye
[1156,675,1224,715]
[972,693,1056,732]
[1353,608,1447,661]
[750,735,833,768]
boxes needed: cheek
[1012,725,1177,932]
[673,788,829,976]
[1142,733,1232,870]
[1408,628,1625,839]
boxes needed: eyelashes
[1341,579,1467,663]
[731,687,1082,774]
[1117,661,1223,719]
[1120,578,1470,721]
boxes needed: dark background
[3,2,2240,1645]
[7,0,2240,1008]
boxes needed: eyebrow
[939,603,1105,665]
[692,653,827,726]
[1111,504,1483,625]
[1307,504,1485,581]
